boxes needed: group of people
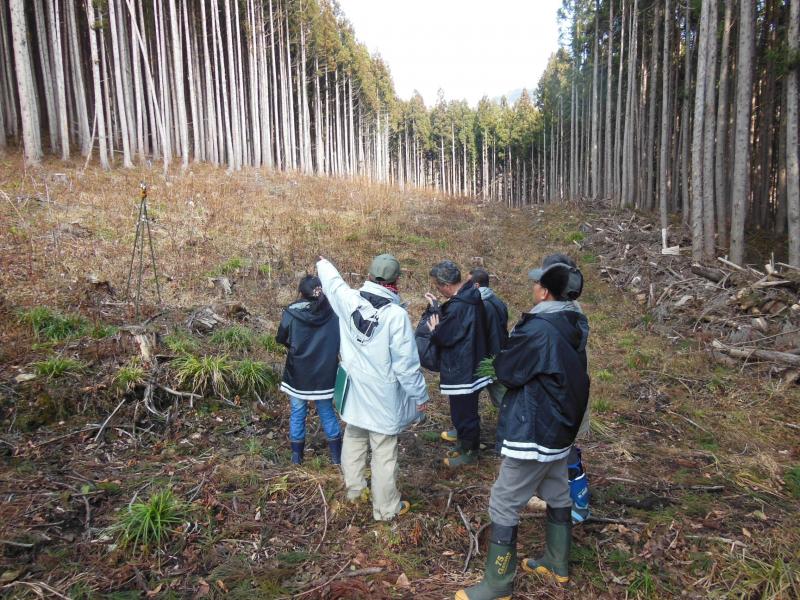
[276,252,592,598]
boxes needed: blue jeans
[289,397,341,442]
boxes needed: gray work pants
[489,455,571,527]
[341,423,402,521]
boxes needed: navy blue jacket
[276,299,340,400]
[495,308,589,461]
[431,281,491,395]
[481,290,509,357]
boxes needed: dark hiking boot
[454,524,517,600]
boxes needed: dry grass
[0,152,798,599]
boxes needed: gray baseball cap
[369,254,401,283]
[528,263,584,300]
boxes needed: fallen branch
[457,504,479,573]
[0,539,35,548]
[94,398,127,443]
[314,483,329,553]
[711,340,800,367]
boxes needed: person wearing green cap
[317,254,429,521]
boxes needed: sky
[335,0,564,108]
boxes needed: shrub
[173,354,232,397]
[19,307,87,341]
[32,357,85,379]
[210,325,254,353]
[113,488,189,554]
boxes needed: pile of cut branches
[578,207,800,383]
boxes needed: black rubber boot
[454,524,517,600]
[290,440,305,465]
[328,436,342,465]
[522,506,571,583]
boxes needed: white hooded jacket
[317,259,429,435]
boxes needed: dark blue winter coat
[430,280,491,395]
[495,305,589,461]
[276,299,340,400]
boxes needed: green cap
[369,254,401,283]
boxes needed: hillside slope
[1,154,798,599]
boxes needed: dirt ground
[1,153,798,599]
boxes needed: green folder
[333,365,350,415]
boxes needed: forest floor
[0,153,798,600]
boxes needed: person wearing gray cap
[317,254,429,521]
[425,260,491,468]
[455,254,589,600]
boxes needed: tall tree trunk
[47,0,69,159]
[714,0,733,248]
[787,0,800,265]
[109,0,133,166]
[658,0,672,233]
[32,0,56,151]
[86,0,109,168]
[604,0,614,197]
[644,4,660,211]
[729,0,755,265]
[701,0,719,260]
[690,0,711,260]
[10,0,41,164]
[614,0,626,200]
[591,3,600,198]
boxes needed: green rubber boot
[454,524,517,600]
[522,506,571,583]
[444,447,477,467]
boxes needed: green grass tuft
[233,359,278,399]
[258,334,286,355]
[89,324,119,339]
[173,354,232,397]
[210,325,254,353]
[19,307,87,341]
[786,465,800,499]
[32,356,85,379]
[163,331,198,355]
[112,487,189,554]
[211,257,250,276]
[114,359,147,392]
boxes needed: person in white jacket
[317,254,429,521]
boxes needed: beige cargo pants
[341,423,402,521]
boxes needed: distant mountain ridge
[492,88,535,105]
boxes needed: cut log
[691,264,726,283]
[711,340,800,367]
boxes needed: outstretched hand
[426,313,440,332]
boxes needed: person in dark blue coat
[276,275,342,465]
[455,256,589,600]
[425,260,491,468]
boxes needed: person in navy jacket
[277,275,342,465]
[455,256,589,600]
[425,260,491,468]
